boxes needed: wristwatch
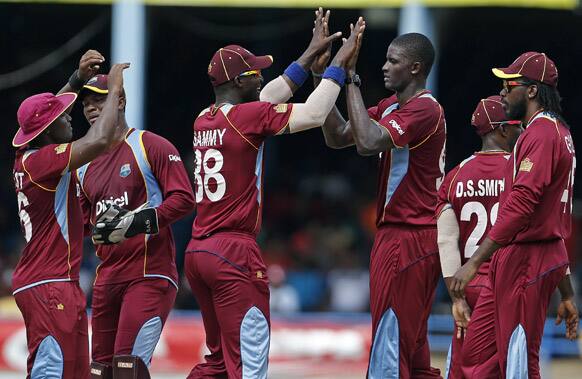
[345,74,361,87]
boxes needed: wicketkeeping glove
[92,203,159,245]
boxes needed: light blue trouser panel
[131,316,162,367]
[368,308,399,379]
[506,324,528,379]
[240,306,269,379]
[31,335,63,379]
[444,342,452,379]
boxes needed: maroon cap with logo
[492,52,558,87]
[471,95,520,136]
[13,92,77,147]
[82,74,109,95]
[208,45,273,87]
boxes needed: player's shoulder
[527,112,564,138]
[23,143,69,163]
[140,129,177,150]
[376,95,398,111]
[232,101,284,114]
[405,91,441,114]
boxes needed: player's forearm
[288,79,341,133]
[437,207,462,277]
[260,76,294,104]
[467,237,500,268]
[443,277,458,301]
[558,274,575,300]
[69,92,121,170]
[321,106,354,148]
[488,184,540,244]
[155,189,196,229]
[346,84,388,156]
[312,74,353,148]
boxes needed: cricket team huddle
[10,7,580,379]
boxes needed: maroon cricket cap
[13,92,77,147]
[492,52,558,87]
[82,74,109,95]
[208,45,273,87]
[471,95,520,136]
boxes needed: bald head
[391,33,435,77]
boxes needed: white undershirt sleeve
[259,76,293,104]
[438,206,462,278]
[285,79,341,134]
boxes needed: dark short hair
[391,33,436,77]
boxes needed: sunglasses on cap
[490,120,523,128]
[502,80,534,93]
[236,70,261,79]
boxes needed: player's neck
[523,102,544,126]
[114,118,130,140]
[396,81,426,105]
[481,135,507,153]
[214,92,245,106]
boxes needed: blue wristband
[284,61,309,87]
[322,66,346,87]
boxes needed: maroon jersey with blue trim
[191,102,293,239]
[489,112,575,245]
[77,128,195,287]
[437,151,509,271]
[367,90,446,227]
[12,143,83,294]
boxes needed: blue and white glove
[92,203,158,245]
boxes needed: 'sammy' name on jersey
[96,191,130,216]
[455,179,504,198]
[193,128,226,148]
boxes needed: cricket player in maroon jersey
[451,52,579,379]
[436,96,523,379]
[318,32,445,378]
[75,73,196,378]
[11,56,128,379]
[185,10,365,379]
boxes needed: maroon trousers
[14,281,89,379]
[91,277,177,366]
[490,240,568,379]
[368,226,442,379]
[185,232,270,379]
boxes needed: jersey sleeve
[22,143,72,190]
[488,129,555,245]
[377,98,442,148]
[230,101,294,140]
[436,167,458,217]
[76,179,93,236]
[143,132,196,229]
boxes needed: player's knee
[90,361,112,379]
[112,355,150,379]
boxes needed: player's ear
[410,61,421,75]
[527,84,538,99]
[118,95,126,111]
[233,76,244,88]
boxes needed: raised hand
[310,8,333,74]
[306,7,342,58]
[330,16,366,70]
[107,63,130,96]
[78,49,105,82]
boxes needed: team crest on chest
[119,163,131,178]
